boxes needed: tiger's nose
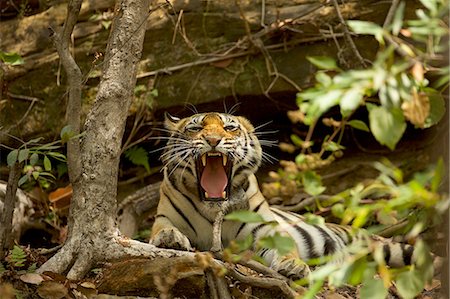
[205,136,221,147]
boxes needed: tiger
[150,112,435,279]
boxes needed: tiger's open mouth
[196,152,232,201]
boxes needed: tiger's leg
[259,248,310,280]
[150,216,193,251]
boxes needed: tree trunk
[38,0,158,279]
[0,162,23,259]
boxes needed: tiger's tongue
[200,156,228,198]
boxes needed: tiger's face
[162,112,262,202]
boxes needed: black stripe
[251,224,266,240]
[155,214,168,219]
[242,179,250,192]
[327,225,350,245]
[401,243,414,265]
[272,209,318,259]
[259,247,270,257]
[236,200,266,237]
[166,196,197,236]
[383,244,391,264]
[315,225,337,255]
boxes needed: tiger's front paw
[272,256,310,280]
[150,227,193,251]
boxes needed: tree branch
[0,162,24,259]
[51,0,83,183]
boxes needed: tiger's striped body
[151,112,420,278]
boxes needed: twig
[260,0,266,28]
[331,0,367,68]
[383,0,400,29]
[377,219,408,238]
[4,94,41,130]
[171,9,183,44]
[6,92,42,102]
[38,244,64,255]
[136,34,346,79]
[226,264,299,298]
[206,268,232,299]
[51,0,83,183]
[206,269,220,299]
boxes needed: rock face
[1,0,414,145]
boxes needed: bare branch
[51,0,83,182]
[331,0,367,68]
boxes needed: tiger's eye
[186,126,202,133]
[224,125,238,132]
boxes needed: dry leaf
[210,58,233,68]
[424,279,441,291]
[80,281,96,289]
[20,273,44,285]
[279,142,296,153]
[37,281,68,299]
[411,62,425,82]
[287,110,305,124]
[321,291,347,299]
[0,283,15,299]
[400,29,412,37]
[401,90,430,128]
[48,185,73,210]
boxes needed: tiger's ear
[236,116,255,132]
[164,112,181,130]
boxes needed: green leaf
[18,175,28,187]
[224,210,265,223]
[235,234,254,252]
[418,0,438,14]
[7,149,18,166]
[347,20,384,42]
[347,120,370,132]
[18,149,29,163]
[360,277,388,299]
[300,279,324,299]
[323,141,345,152]
[367,104,406,150]
[424,91,445,128]
[392,1,405,35]
[10,245,27,267]
[258,232,295,256]
[29,153,39,166]
[430,158,443,192]
[124,146,150,172]
[60,125,76,143]
[347,257,369,285]
[46,152,67,162]
[32,171,40,180]
[26,137,44,145]
[340,88,364,115]
[307,56,339,70]
[302,170,326,196]
[396,271,425,299]
[38,172,56,179]
[0,51,25,66]
[43,156,52,171]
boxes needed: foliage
[6,137,66,189]
[261,1,448,297]
[224,211,295,258]
[296,0,447,151]
[124,146,151,173]
[0,51,24,66]
[9,245,27,268]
